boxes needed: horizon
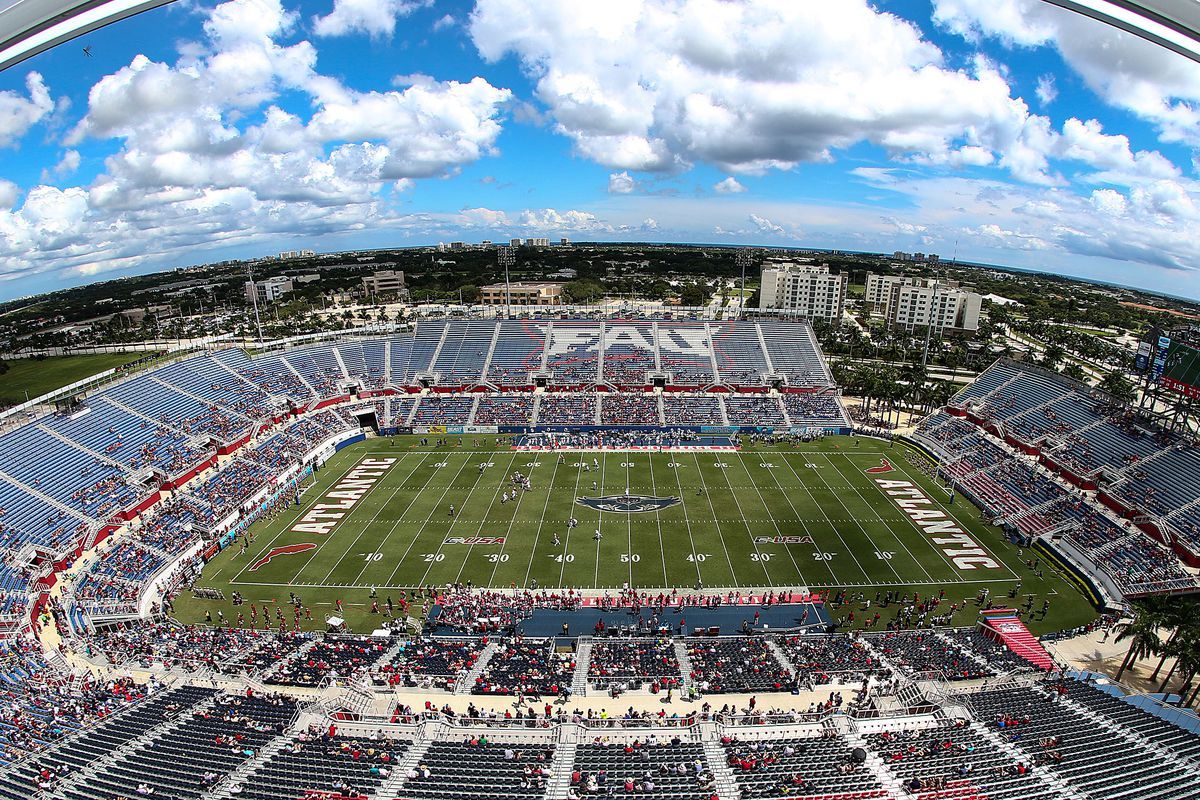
[1,0,1199,302]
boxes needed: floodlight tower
[736,249,753,319]
[498,246,515,319]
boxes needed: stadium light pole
[498,246,515,319]
[736,249,752,320]
[247,264,265,347]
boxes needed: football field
[179,435,1096,633]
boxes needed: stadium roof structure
[0,0,176,71]
[2,0,1200,72]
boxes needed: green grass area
[0,353,144,405]
[174,435,1097,635]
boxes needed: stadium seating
[710,322,771,385]
[658,322,716,385]
[265,634,391,686]
[471,637,574,696]
[233,731,407,800]
[588,638,682,689]
[538,393,598,426]
[603,322,659,385]
[398,740,554,800]
[774,633,886,687]
[864,631,992,680]
[372,636,486,690]
[546,321,603,385]
[433,320,495,384]
[572,739,716,798]
[686,638,793,693]
[723,396,786,427]
[600,393,662,426]
[662,394,723,426]
[723,733,884,799]
[971,681,1199,800]
[487,320,547,386]
[474,394,536,426]
[781,393,850,428]
[411,395,475,426]
[865,720,1054,799]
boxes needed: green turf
[0,353,143,405]
[174,435,1097,635]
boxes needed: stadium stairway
[838,718,905,800]
[56,691,221,800]
[36,423,131,477]
[765,636,796,681]
[1057,690,1197,776]
[372,724,435,799]
[543,734,578,800]
[211,708,307,798]
[455,640,499,693]
[331,346,350,380]
[570,638,592,696]
[967,720,1078,799]
[672,639,694,694]
[699,724,742,800]
[979,611,1055,671]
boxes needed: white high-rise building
[757,263,846,323]
[885,279,982,334]
[864,273,916,311]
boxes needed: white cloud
[0,0,510,287]
[433,14,456,31]
[0,72,54,148]
[1035,74,1056,106]
[469,0,1062,181]
[713,176,746,194]
[933,0,1200,147]
[1090,188,1126,216]
[313,0,424,38]
[607,171,636,194]
[41,150,81,182]
[0,180,18,209]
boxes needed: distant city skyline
[0,0,1199,302]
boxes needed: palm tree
[1113,596,1169,681]
[1150,597,1199,686]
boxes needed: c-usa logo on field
[576,494,682,513]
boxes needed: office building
[757,263,846,323]
[480,281,564,307]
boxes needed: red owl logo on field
[865,458,894,474]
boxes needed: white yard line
[520,455,562,587]
[388,454,476,588]
[688,452,741,587]
[775,452,875,583]
[557,459,587,588]
[486,454,549,585]
[733,451,807,587]
[666,456,703,584]
[645,453,671,587]
[329,454,430,585]
[454,451,520,586]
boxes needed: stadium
[2,0,1200,799]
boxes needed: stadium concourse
[0,315,1197,799]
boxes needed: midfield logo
[443,537,506,545]
[576,494,682,513]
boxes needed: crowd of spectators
[538,393,598,425]
[471,637,575,697]
[686,638,793,693]
[599,394,661,425]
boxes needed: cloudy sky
[1,0,1199,300]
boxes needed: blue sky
[1,0,1199,300]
